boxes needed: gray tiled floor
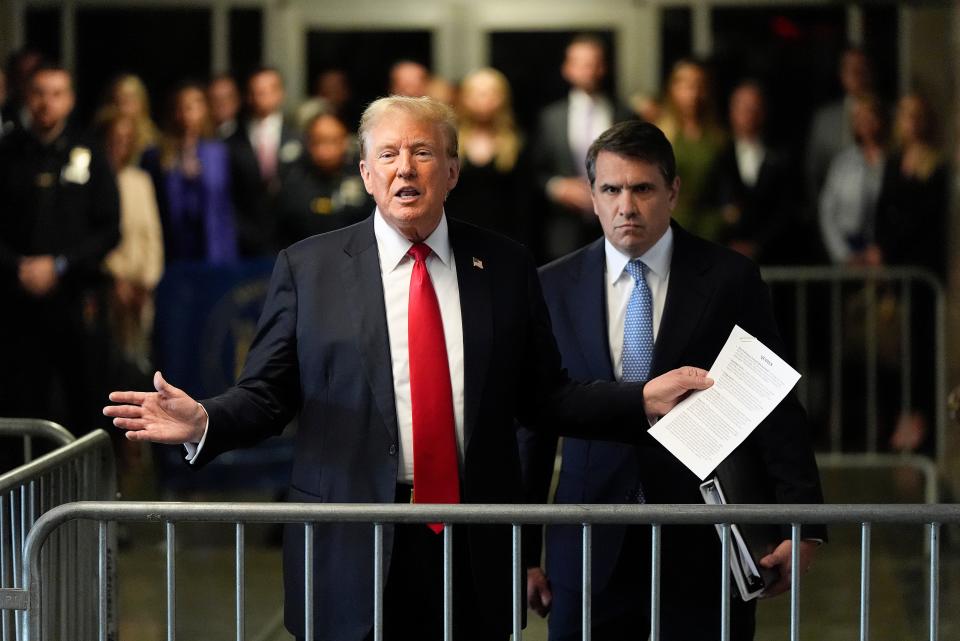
[114,460,956,641]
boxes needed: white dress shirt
[604,227,674,382]
[374,210,465,483]
[734,138,765,188]
[567,89,614,172]
[248,112,283,166]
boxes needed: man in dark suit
[533,34,635,260]
[0,64,120,439]
[227,66,302,256]
[706,81,803,264]
[105,97,711,641]
[520,121,825,641]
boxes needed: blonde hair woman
[98,74,159,160]
[445,67,531,242]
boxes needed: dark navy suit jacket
[192,215,651,640]
[518,222,825,624]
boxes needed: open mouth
[395,186,421,201]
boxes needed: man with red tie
[104,96,710,641]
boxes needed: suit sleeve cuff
[183,403,210,464]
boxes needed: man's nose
[397,150,416,177]
[617,193,637,217]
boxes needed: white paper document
[648,325,801,480]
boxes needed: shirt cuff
[183,403,210,464]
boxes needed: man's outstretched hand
[643,366,713,419]
[104,371,207,444]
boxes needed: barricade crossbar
[7,501,959,641]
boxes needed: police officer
[276,112,371,246]
[0,63,120,435]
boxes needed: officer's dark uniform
[276,156,372,246]
[0,126,120,434]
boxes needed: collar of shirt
[734,138,765,187]
[248,112,283,142]
[604,224,674,287]
[569,88,609,112]
[373,208,453,272]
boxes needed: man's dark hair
[585,120,676,186]
[568,33,607,58]
[246,65,284,87]
[27,62,72,90]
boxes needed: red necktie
[407,243,460,532]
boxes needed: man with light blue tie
[518,120,825,641]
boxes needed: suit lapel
[567,240,615,380]
[340,218,400,440]
[449,222,492,451]
[651,224,712,376]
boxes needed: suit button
[388,444,398,456]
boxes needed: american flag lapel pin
[472,257,484,270]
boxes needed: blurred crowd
[0,36,953,450]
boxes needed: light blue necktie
[622,259,652,504]
[622,259,654,383]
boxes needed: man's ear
[668,176,681,210]
[358,159,374,195]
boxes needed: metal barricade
[761,267,947,502]
[3,501,957,641]
[0,430,117,641]
[0,420,75,472]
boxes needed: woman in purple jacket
[142,81,237,264]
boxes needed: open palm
[103,371,207,444]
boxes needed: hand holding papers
[648,325,801,480]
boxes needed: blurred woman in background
[100,109,164,371]
[874,92,949,453]
[445,67,531,244]
[818,94,887,266]
[99,74,159,162]
[141,82,237,264]
[656,58,726,241]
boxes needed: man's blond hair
[358,95,459,159]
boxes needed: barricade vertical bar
[582,523,591,641]
[1,493,9,641]
[900,280,912,412]
[373,523,383,641]
[865,281,878,452]
[790,524,801,641]
[28,480,36,530]
[512,524,522,641]
[99,520,107,641]
[305,523,314,641]
[830,280,843,452]
[9,492,20,641]
[859,523,870,641]
[934,282,947,472]
[720,524,730,641]
[929,522,939,641]
[650,524,661,641]
[166,521,176,641]
[795,283,809,408]
[235,523,244,641]
[443,525,453,641]
[22,436,31,466]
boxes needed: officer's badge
[311,197,333,215]
[61,146,91,185]
[338,177,367,206]
[279,140,302,163]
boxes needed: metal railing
[761,266,946,502]
[0,430,116,641]
[3,501,957,641]
[0,420,75,472]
